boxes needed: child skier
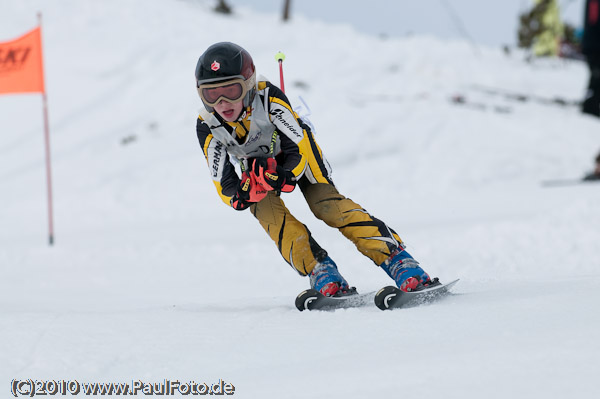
[195,42,433,296]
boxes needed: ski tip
[443,279,460,290]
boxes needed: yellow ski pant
[249,181,403,275]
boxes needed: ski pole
[275,51,286,93]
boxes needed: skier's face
[214,99,243,122]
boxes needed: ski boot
[309,256,354,297]
[380,248,432,292]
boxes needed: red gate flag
[0,26,45,95]
[1,19,54,246]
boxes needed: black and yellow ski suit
[196,80,404,275]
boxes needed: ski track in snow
[1,1,599,398]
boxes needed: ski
[374,279,460,310]
[450,94,512,114]
[469,85,581,108]
[541,177,600,187]
[295,288,375,311]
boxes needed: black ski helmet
[195,42,256,112]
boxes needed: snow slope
[1,1,599,398]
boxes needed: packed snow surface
[1,1,599,398]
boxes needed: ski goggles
[197,74,256,107]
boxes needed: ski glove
[251,157,296,194]
[230,171,268,211]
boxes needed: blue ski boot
[309,256,352,297]
[380,248,431,292]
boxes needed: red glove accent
[230,172,268,210]
[246,172,269,202]
[231,195,250,211]
[251,158,296,194]
[252,157,278,190]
